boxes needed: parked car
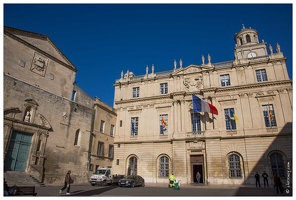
[118,175,145,187]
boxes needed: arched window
[74,129,80,146]
[239,38,243,46]
[159,156,169,177]
[246,34,251,43]
[270,152,285,177]
[128,156,137,175]
[228,154,242,178]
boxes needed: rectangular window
[97,142,104,157]
[108,145,114,159]
[220,74,231,86]
[262,104,277,127]
[256,69,268,82]
[110,125,115,137]
[160,83,168,94]
[71,90,76,101]
[191,113,201,132]
[224,108,237,130]
[131,117,139,136]
[120,120,122,127]
[159,114,168,135]
[100,120,105,133]
[116,159,120,165]
[133,87,140,98]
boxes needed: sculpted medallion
[183,74,203,91]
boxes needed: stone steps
[4,171,45,187]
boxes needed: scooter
[173,180,181,190]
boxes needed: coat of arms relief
[30,52,48,76]
[183,73,203,91]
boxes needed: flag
[131,119,135,133]
[268,106,273,120]
[161,117,167,130]
[192,94,218,115]
[230,109,238,122]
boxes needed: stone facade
[112,26,292,185]
[3,26,116,185]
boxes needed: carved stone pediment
[38,114,52,129]
[25,99,39,106]
[173,65,201,75]
[4,107,22,116]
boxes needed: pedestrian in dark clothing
[262,171,269,187]
[60,170,73,195]
[196,172,201,183]
[273,174,283,194]
[255,172,261,187]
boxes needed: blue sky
[3,3,293,107]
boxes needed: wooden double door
[4,131,32,172]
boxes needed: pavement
[33,182,293,196]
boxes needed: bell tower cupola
[234,24,268,60]
[235,24,259,47]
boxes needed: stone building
[112,26,292,185]
[3,26,116,185]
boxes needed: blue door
[4,131,32,172]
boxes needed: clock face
[248,52,256,58]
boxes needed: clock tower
[234,24,268,60]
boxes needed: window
[110,125,115,136]
[120,120,122,127]
[108,145,114,159]
[160,83,168,94]
[160,114,168,134]
[97,142,104,157]
[220,74,231,86]
[71,90,76,101]
[133,87,140,98]
[74,129,80,146]
[191,113,201,132]
[256,69,268,82]
[224,108,237,130]
[159,156,169,177]
[246,34,251,43]
[128,156,137,175]
[100,120,105,133]
[229,154,242,178]
[262,104,277,127]
[270,152,285,177]
[116,159,120,165]
[131,117,139,136]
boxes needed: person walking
[196,172,201,183]
[169,173,176,188]
[273,174,283,194]
[255,172,261,187]
[60,170,73,195]
[262,171,269,187]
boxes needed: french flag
[192,94,218,115]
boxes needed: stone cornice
[113,132,292,145]
[115,80,291,105]
[4,27,77,72]
[114,94,171,105]
[202,80,292,93]
[4,117,52,131]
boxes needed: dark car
[118,175,145,187]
